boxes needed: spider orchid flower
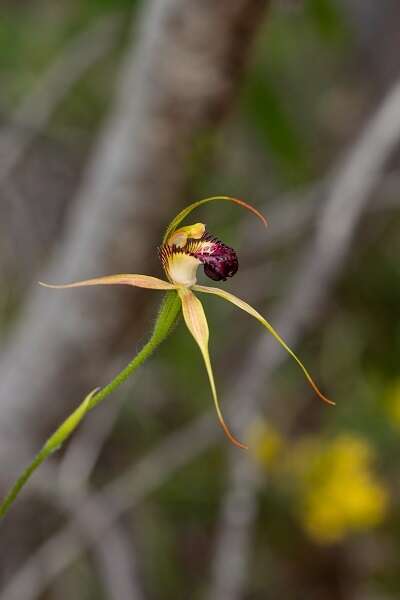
[0,196,334,519]
[40,196,334,450]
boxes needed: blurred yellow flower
[248,420,284,469]
[288,434,388,544]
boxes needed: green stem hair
[90,291,181,409]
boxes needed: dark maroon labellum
[195,234,239,282]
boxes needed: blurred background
[1,0,400,598]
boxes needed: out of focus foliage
[252,425,388,544]
[2,0,400,599]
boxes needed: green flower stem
[0,388,97,519]
[0,291,181,520]
[89,290,181,409]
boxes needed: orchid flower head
[159,223,238,286]
[41,195,333,450]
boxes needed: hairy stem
[90,291,181,409]
[0,291,181,520]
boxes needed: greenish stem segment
[0,388,97,519]
[89,290,181,409]
[0,291,181,520]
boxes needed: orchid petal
[178,287,247,449]
[163,196,267,244]
[193,285,335,406]
[39,274,176,291]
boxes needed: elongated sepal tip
[163,195,268,245]
[219,420,248,450]
[322,396,335,406]
[193,285,335,410]
[39,281,68,289]
[306,378,335,406]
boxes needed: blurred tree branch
[207,452,261,600]
[0,15,121,287]
[1,413,216,600]
[6,69,400,597]
[0,0,270,590]
[0,14,121,183]
[207,77,400,600]
[246,171,400,258]
[1,364,172,600]
[2,457,146,600]
[0,0,269,463]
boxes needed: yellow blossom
[288,434,388,544]
[248,420,284,469]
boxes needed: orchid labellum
[0,196,333,518]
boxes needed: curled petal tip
[305,374,335,406]
[227,196,268,229]
[322,395,335,407]
[323,396,335,407]
[163,195,267,244]
[39,281,77,289]
[219,420,248,450]
[193,285,334,410]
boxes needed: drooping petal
[193,285,335,406]
[178,287,247,449]
[39,274,176,291]
[163,195,267,245]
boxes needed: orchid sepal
[163,195,267,245]
[193,284,334,406]
[178,287,247,449]
[39,274,175,291]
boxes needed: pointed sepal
[193,285,334,407]
[39,274,175,291]
[163,196,267,245]
[178,287,247,449]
